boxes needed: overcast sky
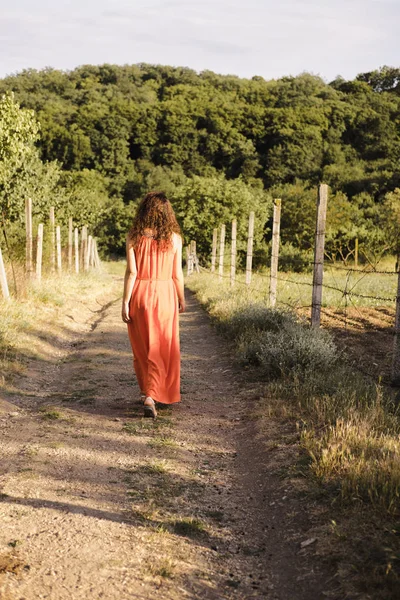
[0,0,398,82]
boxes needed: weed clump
[39,406,62,420]
[171,517,206,537]
[147,557,175,579]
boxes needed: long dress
[127,234,180,404]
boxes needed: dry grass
[187,272,400,510]
[192,260,397,310]
[187,271,400,597]
[146,557,176,579]
[0,264,119,385]
[303,415,400,513]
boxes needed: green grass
[171,517,206,537]
[190,262,397,312]
[39,406,63,420]
[102,259,126,276]
[136,460,169,475]
[147,436,178,449]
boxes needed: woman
[121,191,185,418]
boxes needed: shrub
[221,304,296,339]
[231,308,338,378]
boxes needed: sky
[0,0,399,82]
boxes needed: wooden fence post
[311,184,328,328]
[68,217,73,270]
[56,225,62,273]
[93,239,101,269]
[84,233,91,271]
[87,236,93,270]
[246,212,255,286]
[190,240,195,273]
[25,197,33,278]
[186,246,192,277]
[230,219,237,287]
[269,199,281,307]
[81,226,87,270]
[354,237,359,268]
[74,228,79,274]
[79,227,83,268]
[211,228,218,272]
[0,246,10,301]
[190,240,199,273]
[392,263,400,385]
[50,206,55,273]
[90,236,95,267]
[36,223,44,282]
[218,224,226,281]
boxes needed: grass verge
[0,265,120,388]
[197,259,397,309]
[187,271,400,598]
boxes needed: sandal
[143,396,157,419]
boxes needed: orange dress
[127,234,180,404]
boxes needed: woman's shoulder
[171,232,182,250]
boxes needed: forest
[0,63,399,265]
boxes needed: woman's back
[134,232,178,281]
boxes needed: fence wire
[194,258,400,384]
[197,259,398,338]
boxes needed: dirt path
[0,283,337,600]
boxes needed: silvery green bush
[220,304,297,339]
[225,306,337,379]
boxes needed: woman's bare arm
[172,235,185,313]
[121,238,137,323]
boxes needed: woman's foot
[143,396,157,419]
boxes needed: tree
[171,174,271,262]
[381,189,400,259]
[1,64,400,259]
[356,67,400,95]
[0,91,40,222]
[325,191,365,263]
[269,180,316,251]
[60,169,111,228]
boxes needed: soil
[0,280,339,600]
[319,306,395,383]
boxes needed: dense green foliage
[0,64,399,260]
[0,92,40,222]
[0,93,113,265]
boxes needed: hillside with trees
[0,64,399,262]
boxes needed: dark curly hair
[128,191,181,249]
